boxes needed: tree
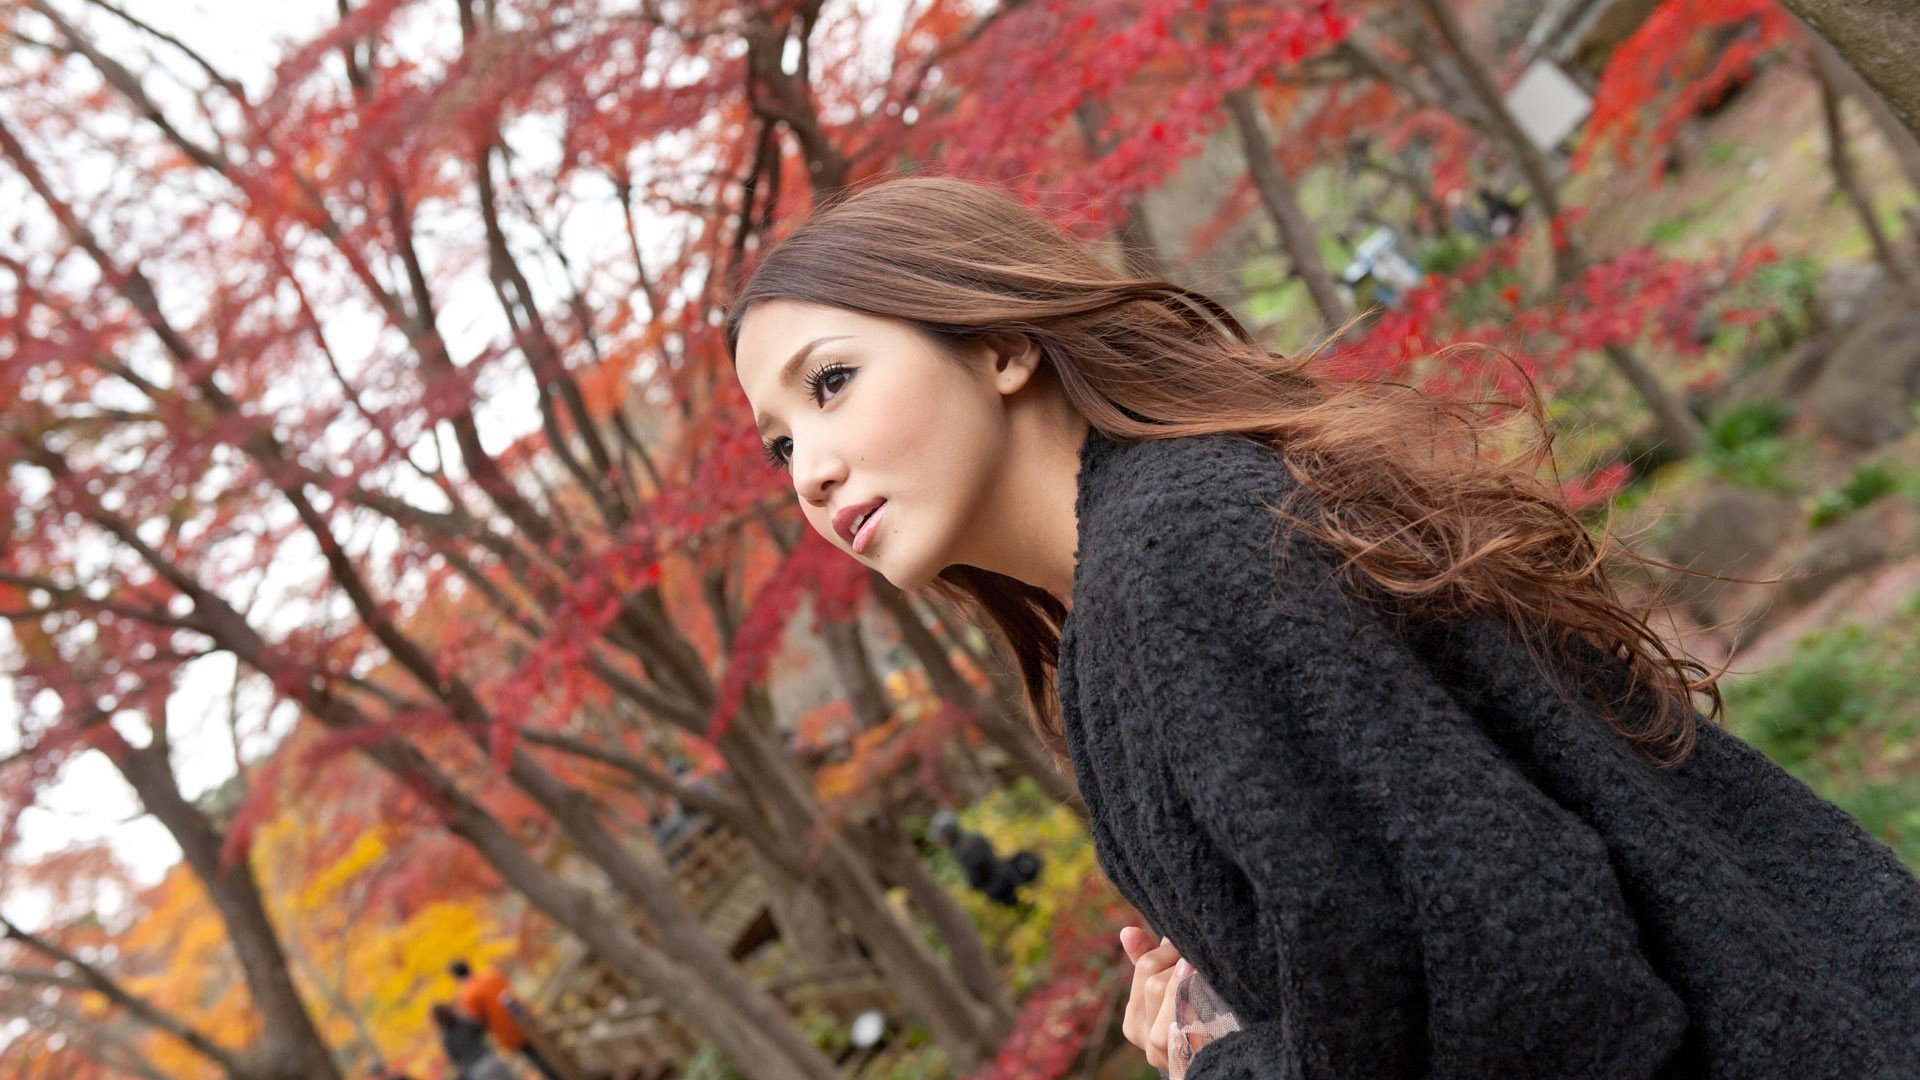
[1780,0,1920,139]
[5,2,1806,1075]
[0,0,1054,1070]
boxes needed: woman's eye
[804,361,855,403]
[762,436,792,471]
[763,362,854,472]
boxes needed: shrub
[1807,461,1900,528]
[1702,399,1794,490]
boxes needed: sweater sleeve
[1122,487,1690,1079]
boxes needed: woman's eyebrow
[754,334,856,435]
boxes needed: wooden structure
[533,813,897,1078]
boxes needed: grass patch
[1726,592,1920,866]
[1807,461,1901,528]
[1701,399,1796,491]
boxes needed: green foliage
[1726,601,1920,866]
[1702,140,1742,167]
[1648,214,1694,247]
[1728,624,1891,768]
[865,1037,951,1079]
[802,1008,852,1058]
[1806,462,1900,529]
[683,1046,752,1080]
[1419,231,1484,276]
[1239,252,1315,349]
[1701,400,1794,490]
[1904,450,1920,508]
[1447,264,1529,327]
[1735,254,1821,355]
[1841,462,1902,506]
[1830,780,1920,869]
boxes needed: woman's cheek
[809,511,837,547]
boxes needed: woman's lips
[852,501,886,554]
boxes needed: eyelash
[761,361,855,471]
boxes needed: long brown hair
[725,174,1745,768]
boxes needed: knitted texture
[1056,428,1920,1079]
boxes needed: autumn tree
[3,2,1824,1076]
[0,0,1082,1071]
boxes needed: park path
[1724,552,1920,674]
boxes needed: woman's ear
[981,332,1042,396]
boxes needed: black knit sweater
[1055,428,1920,1079]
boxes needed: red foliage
[1327,225,1779,393]
[1576,0,1797,176]
[904,0,1351,228]
[0,0,1813,1072]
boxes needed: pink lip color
[852,501,886,554]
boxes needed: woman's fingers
[1146,958,1189,1069]
[1118,925,1156,963]
[1120,931,1183,1055]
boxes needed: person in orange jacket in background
[449,958,563,1080]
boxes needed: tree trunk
[870,580,1085,816]
[748,843,863,969]
[1118,197,1175,280]
[1,914,258,1079]
[113,740,342,1080]
[1801,26,1920,196]
[365,739,843,1080]
[1074,100,1176,279]
[721,720,1012,1067]
[1781,0,1920,139]
[1222,87,1350,330]
[1413,0,1706,457]
[87,540,842,1080]
[495,748,843,1079]
[1813,41,1920,299]
[1206,10,1347,331]
[822,617,890,733]
[858,815,1015,1030]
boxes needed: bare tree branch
[0,915,256,1078]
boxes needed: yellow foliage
[356,900,520,1071]
[299,828,390,916]
[942,780,1102,997]
[118,866,262,1074]
[241,773,529,1075]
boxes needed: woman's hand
[1119,924,1190,1071]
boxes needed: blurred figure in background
[929,810,1042,907]
[429,1002,515,1080]
[450,958,565,1080]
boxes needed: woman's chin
[878,556,941,593]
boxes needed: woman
[430,1002,517,1080]
[726,175,1920,1078]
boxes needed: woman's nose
[793,443,847,504]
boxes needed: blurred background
[2,0,1918,1077]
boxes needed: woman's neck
[955,408,1088,603]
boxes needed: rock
[1656,484,1799,623]
[1817,260,1899,331]
[1661,485,1799,576]
[1717,334,1833,417]
[1803,306,1920,448]
[1780,503,1898,606]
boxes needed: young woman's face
[734,299,1023,590]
